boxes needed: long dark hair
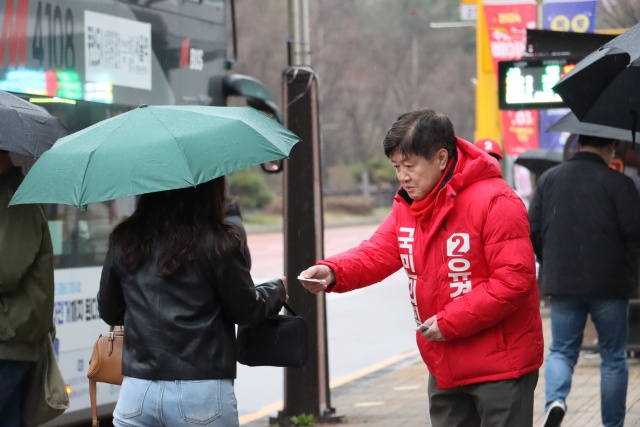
[109,177,241,277]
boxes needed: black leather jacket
[98,236,286,381]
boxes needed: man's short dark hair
[383,109,456,160]
[578,134,616,148]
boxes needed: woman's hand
[280,276,289,301]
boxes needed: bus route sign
[498,57,578,110]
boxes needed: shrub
[351,156,396,188]
[368,155,397,185]
[324,195,375,215]
[263,196,284,215]
[290,413,316,426]
[228,169,273,209]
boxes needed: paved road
[235,224,418,423]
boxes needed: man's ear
[437,149,449,171]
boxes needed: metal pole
[300,0,311,65]
[536,0,544,30]
[287,0,311,66]
[271,1,340,424]
[411,32,418,111]
[287,0,301,65]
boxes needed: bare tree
[232,0,476,193]
[599,0,640,28]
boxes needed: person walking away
[98,177,287,427]
[529,135,640,427]
[474,138,503,162]
[0,150,55,427]
[299,109,543,427]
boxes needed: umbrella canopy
[515,149,564,176]
[0,90,69,157]
[547,112,640,143]
[10,105,299,207]
[552,23,640,140]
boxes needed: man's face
[390,149,448,201]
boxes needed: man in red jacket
[299,109,543,427]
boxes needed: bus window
[22,99,137,269]
[46,198,137,269]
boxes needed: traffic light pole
[269,1,341,424]
[270,65,337,425]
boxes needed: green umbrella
[10,105,299,207]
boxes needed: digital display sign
[498,57,578,110]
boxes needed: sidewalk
[242,312,640,427]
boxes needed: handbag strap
[107,325,115,356]
[89,379,99,427]
[283,301,297,316]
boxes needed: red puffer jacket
[320,138,543,389]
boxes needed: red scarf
[409,157,455,225]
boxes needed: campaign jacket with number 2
[319,138,543,389]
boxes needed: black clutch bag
[237,302,308,368]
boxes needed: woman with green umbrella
[97,176,287,427]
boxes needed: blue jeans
[0,360,33,427]
[545,297,628,427]
[113,377,239,427]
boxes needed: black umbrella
[547,112,640,143]
[515,149,564,176]
[552,23,640,142]
[0,91,69,158]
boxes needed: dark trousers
[428,370,539,427]
[0,360,33,427]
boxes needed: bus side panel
[0,0,227,107]
[52,266,118,424]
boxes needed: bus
[0,0,281,425]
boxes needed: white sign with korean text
[84,11,152,90]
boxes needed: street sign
[460,0,477,21]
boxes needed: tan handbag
[87,326,124,427]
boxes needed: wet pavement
[241,310,640,427]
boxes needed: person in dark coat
[0,150,56,427]
[529,135,640,427]
[98,177,286,427]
